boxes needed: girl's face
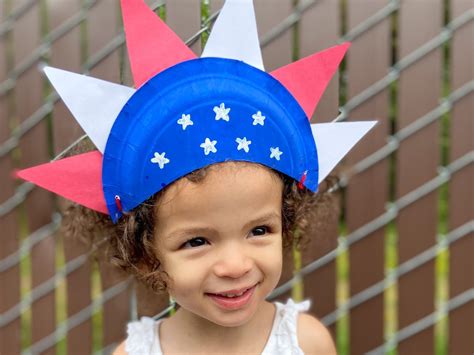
[154,163,283,327]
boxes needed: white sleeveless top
[125,299,310,354]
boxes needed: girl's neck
[161,301,276,353]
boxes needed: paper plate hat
[17,0,376,222]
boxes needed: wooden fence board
[118,0,134,87]
[88,0,121,82]
[0,3,21,353]
[61,237,92,355]
[299,0,339,333]
[396,1,443,353]
[98,262,131,349]
[254,0,293,71]
[448,1,473,353]
[87,0,131,349]
[0,223,21,353]
[166,0,202,55]
[346,1,390,353]
[50,0,84,155]
[48,1,91,354]
[448,234,474,353]
[301,0,340,123]
[14,3,56,354]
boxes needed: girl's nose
[213,245,253,279]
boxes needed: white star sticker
[236,137,252,153]
[177,113,193,130]
[213,103,231,122]
[270,147,283,161]
[150,152,170,169]
[200,138,218,155]
[252,111,266,126]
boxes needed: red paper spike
[16,151,108,214]
[271,42,350,120]
[121,0,197,88]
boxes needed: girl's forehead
[155,163,283,221]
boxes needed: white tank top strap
[261,299,311,355]
[151,319,164,354]
[125,316,162,355]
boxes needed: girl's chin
[205,292,261,327]
[175,298,258,326]
[208,306,258,328]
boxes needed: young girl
[17,0,375,353]
[69,158,337,354]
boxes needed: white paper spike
[311,121,377,183]
[44,67,135,153]
[202,0,264,71]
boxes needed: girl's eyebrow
[166,211,281,239]
[241,211,281,231]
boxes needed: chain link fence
[0,0,472,354]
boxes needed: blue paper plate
[102,58,318,222]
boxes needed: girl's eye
[250,226,270,237]
[182,237,208,249]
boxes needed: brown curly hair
[63,141,338,294]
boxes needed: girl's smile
[154,162,283,328]
[206,283,258,310]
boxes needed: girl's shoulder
[114,316,159,355]
[297,312,337,354]
[264,299,336,354]
[113,341,127,355]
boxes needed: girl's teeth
[222,290,246,297]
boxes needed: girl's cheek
[162,254,208,282]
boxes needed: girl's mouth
[206,284,257,310]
